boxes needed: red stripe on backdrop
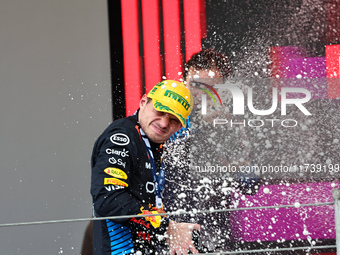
[200,0,207,39]
[326,0,340,43]
[183,0,202,62]
[142,0,162,94]
[326,45,340,78]
[326,44,340,98]
[162,0,183,81]
[121,0,142,116]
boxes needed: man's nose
[159,114,170,127]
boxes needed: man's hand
[166,220,201,255]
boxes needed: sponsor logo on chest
[110,133,130,146]
[106,148,129,157]
[108,157,126,168]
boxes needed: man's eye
[155,110,165,116]
[170,118,180,125]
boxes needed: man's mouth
[152,123,167,135]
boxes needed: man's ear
[139,94,148,108]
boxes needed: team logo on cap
[147,80,193,127]
[153,100,186,125]
[164,90,191,110]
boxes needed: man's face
[185,67,223,89]
[138,95,182,143]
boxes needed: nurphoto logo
[192,78,313,128]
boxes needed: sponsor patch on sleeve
[104,178,128,187]
[108,157,126,168]
[104,167,128,179]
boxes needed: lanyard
[139,128,165,209]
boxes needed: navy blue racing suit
[91,113,169,255]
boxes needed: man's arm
[91,128,170,241]
[91,129,141,220]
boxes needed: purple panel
[287,57,326,78]
[270,46,307,78]
[283,57,327,99]
[230,182,340,243]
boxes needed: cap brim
[152,99,186,127]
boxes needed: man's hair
[183,48,230,80]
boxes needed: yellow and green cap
[147,80,193,127]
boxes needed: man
[91,80,200,255]
[169,49,230,141]
[163,49,257,253]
